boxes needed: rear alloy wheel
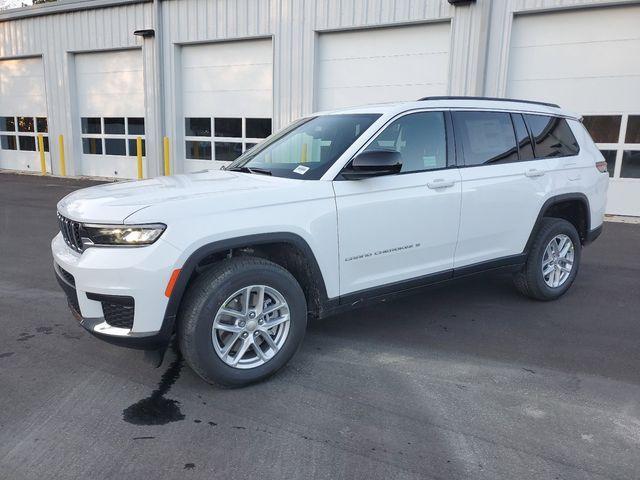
[514,218,581,301]
[541,234,575,288]
[178,257,307,387]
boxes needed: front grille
[57,212,84,253]
[101,299,135,329]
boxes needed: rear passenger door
[452,110,552,267]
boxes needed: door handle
[524,169,545,178]
[427,179,456,189]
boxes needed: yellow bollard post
[58,135,66,176]
[37,134,46,175]
[163,136,170,175]
[136,136,143,180]
[301,143,308,163]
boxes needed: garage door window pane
[185,118,211,137]
[1,135,17,150]
[186,140,212,160]
[127,118,145,135]
[524,115,579,158]
[104,117,125,135]
[82,138,103,155]
[39,136,49,153]
[214,118,242,138]
[18,136,36,151]
[453,111,518,166]
[0,117,15,131]
[583,115,621,143]
[621,151,640,178]
[128,139,145,157]
[18,117,34,133]
[246,118,272,139]
[36,117,48,133]
[626,116,640,144]
[105,138,126,156]
[82,118,101,134]
[600,150,616,178]
[215,142,243,162]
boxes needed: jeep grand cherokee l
[53,97,608,386]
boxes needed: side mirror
[341,149,402,180]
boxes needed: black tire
[177,256,307,387]
[514,218,582,301]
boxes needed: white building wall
[0,0,639,216]
[0,0,154,176]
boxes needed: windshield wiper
[226,166,272,176]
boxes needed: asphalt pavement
[1,172,639,480]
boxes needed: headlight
[81,224,166,247]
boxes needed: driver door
[332,111,461,296]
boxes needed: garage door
[75,49,145,179]
[507,5,640,216]
[0,57,50,173]
[316,22,451,111]
[182,39,273,172]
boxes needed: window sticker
[293,165,309,175]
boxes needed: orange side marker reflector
[165,269,182,298]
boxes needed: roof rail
[417,96,560,109]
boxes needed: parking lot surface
[1,172,639,480]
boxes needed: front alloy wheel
[178,257,307,387]
[212,285,291,369]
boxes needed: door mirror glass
[342,149,402,180]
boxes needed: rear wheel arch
[525,193,591,253]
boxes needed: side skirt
[320,253,527,318]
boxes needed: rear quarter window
[524,114,579,158]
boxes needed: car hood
[57,170,310,223]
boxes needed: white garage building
[0,0,638,215]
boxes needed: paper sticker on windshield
[293,165,309,175]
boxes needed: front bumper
[52,232,182,350]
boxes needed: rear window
[452,111,518,166]
[524,114,579,158]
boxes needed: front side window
[524,114,579,158]
[453,111,518,166]
[364,111,446,173]
[226,114,380,179]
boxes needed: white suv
[53,97,609,386]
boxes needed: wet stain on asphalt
[122,353,186,425]
[0,352,15,358]
[36,326,53,334]
[17,334,35,342]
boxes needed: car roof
[315,96,580,120]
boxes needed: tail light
[595,160,608,173]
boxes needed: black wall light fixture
[447,0,476,4]
[133,29,155,38]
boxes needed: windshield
[226,114,381,179]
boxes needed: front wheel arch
[162,233,328,340]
